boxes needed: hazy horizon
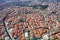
[0,0,60,3]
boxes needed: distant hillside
[0,0,60,3]
[0,0,60,11]
[0,1,32,11]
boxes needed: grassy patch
[30,5,48,10]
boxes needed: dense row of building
[0,2,60,40]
